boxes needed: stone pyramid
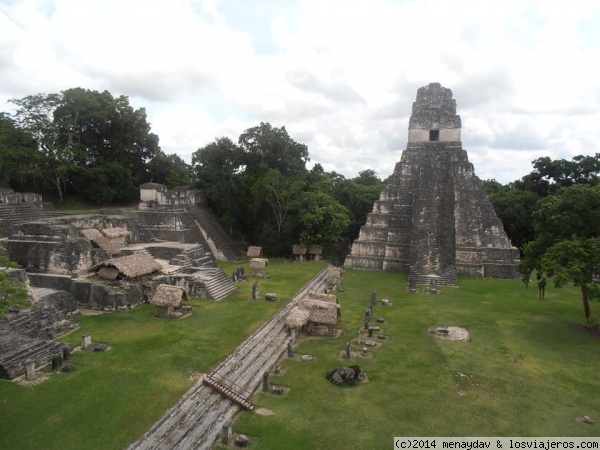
[344,83,519,285]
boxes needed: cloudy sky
[1,0,599,183]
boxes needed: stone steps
[180,246,215,267]
[0,203,61,237]
[409,269,458,287]
[193,268,236,301]
[187,205,244,261]
[0,339,69,379]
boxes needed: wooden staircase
[202,373,254,411]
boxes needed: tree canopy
[4,88,186,203]
[520,184,600,320]
[191,125,380,256]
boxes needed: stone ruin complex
[344,83,519,285]
[0,184,245,379]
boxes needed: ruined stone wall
[0,188,42,204]
[28,273,149,310]
[2,214,138,275]
[131,211,212,248]
[3,223,93,275]
[139,183,205,211]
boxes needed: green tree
[521,184,600,320]
[9,93,67,202]
[541,238,600,320]
[485,183,540,250]
[238,122,309,178]
[9,88,161,203]
[55,89,160,174]
[511,154,600,199]
[298,190,351,247]
[147,152,191,188]
[0,113,45,191]
[251,168,302,236]
[531,154,600,187]
[192,137,245,228]
[332,170,384,241]
[69,162,138,204]
[353,169,382,187]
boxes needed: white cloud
[1,0,600,183]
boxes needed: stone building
[344,83,519,285]
[139,183,204,211]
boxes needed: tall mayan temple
[344,83,519,285]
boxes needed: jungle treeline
[3,87,600,279]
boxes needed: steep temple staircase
[187,205,245,261]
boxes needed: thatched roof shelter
[285,306,310,329]
[303,300,340,324]
[151,284,188,311]
[247,246,263,258]
[292,245,307,255]
[305,291,338,303]
[250,258,269,269]
[101,227,129,239]
[91,253,162,279]
[308,244,323,255]
[286,298,341,329]
[81,228,120,256]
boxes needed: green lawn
[0,259,327,450]
[224,271,599,449]
[1,263,598,450]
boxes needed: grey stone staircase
[409,268,458,287]
[187,205,244,261]
[192,267,237,300]
[0,202,63,237]
[168,253,193,269]
[0,333,69,379]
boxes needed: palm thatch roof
[308,244,323,255]
[101,227,129,239]
[303,300,340,324]
[327,266,343,279]
[91,253,162,279]
[247,246,263,257]
[97,266,120,280]
[81,228,121,255]
[305,291,338,303]
[292,244,307,255]
[151,284,188,307]
[250,258,268,269]
[285,306,310,328]
[286,298,340,328]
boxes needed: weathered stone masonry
[344,83,519,285]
